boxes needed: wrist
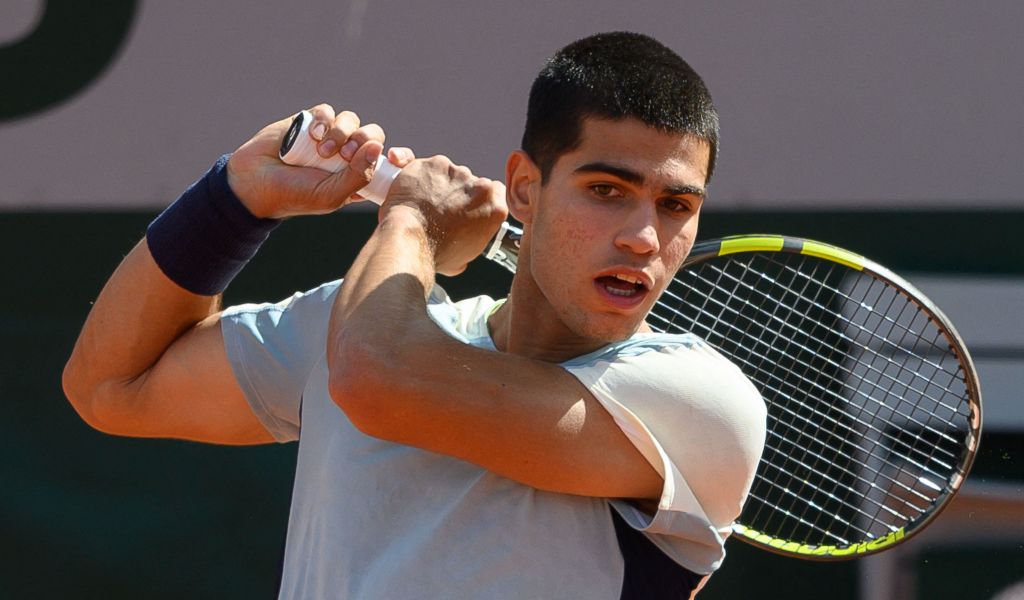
[146,154,281,295]
[225,155,270,219]
[376,208,443,277]
[378,206,432,243]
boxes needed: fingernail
[340,140,359,161]
[394,148,413,162]
[311,122,327,140]
[318,139,337,157]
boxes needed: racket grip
[278,110,402,205]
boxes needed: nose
[614,205,660,256]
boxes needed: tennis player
[64,32,766,598]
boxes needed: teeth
[613,274,642,285]
[606,287,636,297]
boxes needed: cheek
[537,203,599,259]
[673,214,700,255]
[661,227,697,274]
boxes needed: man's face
[520,117,709,344]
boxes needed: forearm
[63,239,221,424]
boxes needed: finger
[340,123,385,161]
[489,180,508,200]
[387,147,416,168]
[307,103,337,141]
[332,140,384,199]
[484,180,510,220]
[450,162,473,181]
[318,111,361,158]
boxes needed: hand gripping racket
[281,111,983,560]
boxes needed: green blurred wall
[2,210,1021,599]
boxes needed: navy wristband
[146,154,281,295]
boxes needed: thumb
[319,141,384,205]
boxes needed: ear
[505,150,541,225]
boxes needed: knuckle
[339,171,372,197]
[309,103,335,122]
[350,123,385,146]
[336,110,360,128]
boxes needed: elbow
[327,338,401,440]
[61,357,106,432]
[61,356,132,436]
[327,316,439,442]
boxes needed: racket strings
[657,262,964,453]
[845,275,968,417]
[651,301,927,538]
[664,258,966,423]
[653,277,959,468]
[747,259,872,538]
[649,251,974,547]
[844,272,969,386]
[697,258,895,540]
[649,304,949,488]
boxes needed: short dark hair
[521,32,719,183]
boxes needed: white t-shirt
[221,280,766,599]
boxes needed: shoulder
[565,333,767,523]
[564,333,763,413]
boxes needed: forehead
[558,117,711,186]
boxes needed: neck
[488,276,613,363]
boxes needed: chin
[570,312,645,345]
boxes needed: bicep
[103,312,274,445]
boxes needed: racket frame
[676,234,982,559]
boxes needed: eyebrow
[573,161,706,200]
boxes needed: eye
[589,183,621,198]
[660,197,692,213]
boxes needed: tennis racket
[280,111,983,560]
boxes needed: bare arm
[63,104,391,444]
[327,160,663,500]
[62,239,271,443]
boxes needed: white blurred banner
[1,1,1022,209]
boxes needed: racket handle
[279,108,522,274]
[278,110,402,205]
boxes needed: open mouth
[595,274,648,298]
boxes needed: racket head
[649,234,982,560]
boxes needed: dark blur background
[2,2,1022,599]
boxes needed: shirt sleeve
[563,335,767,574]
[220,280,342,443]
